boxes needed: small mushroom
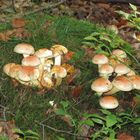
[99,96,119,109]
[128,75,140,90]
[51,65,67,86]
[115,63,130,76]
[92,54,109,68]
[105,76,133,95]
[14,43,35,57]
[21,55,41,67]
[3,63,16,76]
[51,45,68,66]
[91,77,112,96]
[44,59,53,72]
[99,63,114,78]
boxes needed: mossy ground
[0,14,140,139]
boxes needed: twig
[35,121,91,139]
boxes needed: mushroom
[112,49,127,59]
[44,59,53,72]
[51,45,68,65]
[51,65,67,86]
[21,55,41,67]
[14,43,35,57]
[3,63,16,76]
[17,66,40,87]
[92,54,109,68]
[41,71,54,88]
[99,96,119,109]
[126,70,136,76]
[35,48,53,81]
[115,63,130,76]
[99,63,114,78]
[128,75,140,90]
[104,76,133,95]
[91,77,112,96]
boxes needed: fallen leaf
[71,85,82,98]
[60,115,73,127]
[62,63,75,74]
[63,51,75,62]
[117,132,135,140]
[66,69,81,84]
[12,18,26,28]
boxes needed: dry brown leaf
[63,51,75,62]
[71,85,82,98]
[97,3,110,9]
[66,69,81,84]
[60,115,73,127]
[62,63,75,74]
[12,18,26,28]
[117,132,135,140]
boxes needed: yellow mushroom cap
[51,45,68,56]
[22,55,41,67]
[99,64,114,76]
[92,54,109,65]
[14,43,35,55]
[113,76,133,91]
[3,63,16,76]
[18,66,39,82]
[128,75,140,90]
[51,65,67,78]
[91,77,112,93]
[115,63,130,75]
[99,96,119,109]
[112,49,127,58]
[35,48,53,58]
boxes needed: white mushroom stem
[103,86,120,95]
[54,55,61,65]
[44,64,52,72]
[38,58,45,81]
[23,54,30,58]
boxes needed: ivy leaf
[54,108,66,116]
[79,119,94,126]
[60,101,69,108]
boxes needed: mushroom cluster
[3,43,68,89]
[91,49,140,109]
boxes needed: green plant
[13,128,40,140]
[0,135,9,140]
[116,3,140,30]
[78,109,140,140]
[83,30,133,56]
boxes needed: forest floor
[0,1,140,140]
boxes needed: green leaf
[108,129,116,140]
[54,108,66,116]
[100,35,111,42]
[92,118,103,124]
[60,101,69,108]
[57,136,65,140]
[79,119,94,126]
[24,130,40,137]
[116,11,129,19]
[12,128,24,136]
[84,36,98,41]
[134,118,140,124]
[25,135,40,140]
[83,113,105,120]
[100,109,111,115]
[129,3,137,11]
[106,114,118,128]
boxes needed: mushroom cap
[112,49,127,58]
[113,76,133,91]
[22,55,41,67]
[35,48,53,58]
[3,63,16,76]
[18,66,39,82]
[14,43,35,55]
[51,65,67,78]
[99,64,114,76]
[99,96,119,109]
[91,77,112,93]
[92,54,109,65]
[115,63,130,75]
[127,70,136,76]
[51,45,68,56]
[9,64,22,79]
[128,75,140,90]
